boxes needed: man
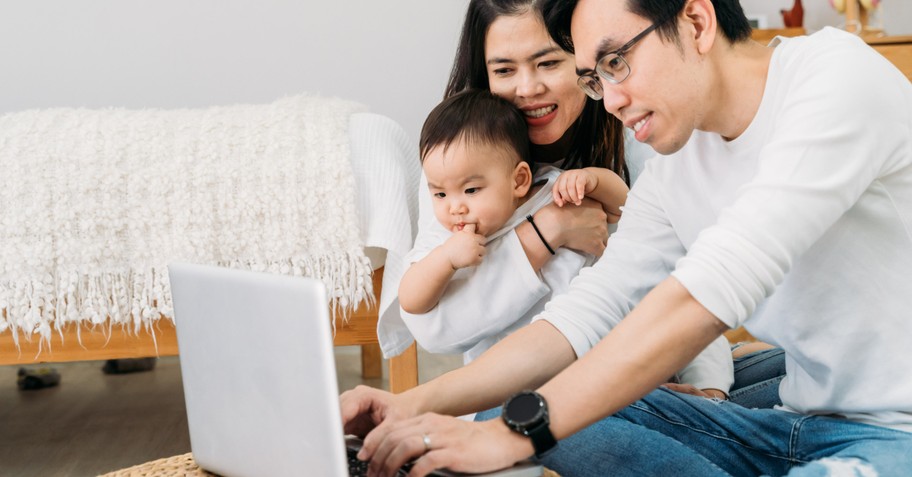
[342,1,912,475]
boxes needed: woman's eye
[539,60,560,69]
[465,187,479,195]
[491,68,513,76]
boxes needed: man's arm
[358,277,729,476]
[407,320,577,416]
[341,319,576,433]
[541,276,728,439]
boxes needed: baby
[399,89,628,362]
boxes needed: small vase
[781,0,805,28]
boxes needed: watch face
[506,392,543,426]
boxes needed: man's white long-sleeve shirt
[538,28,912,431]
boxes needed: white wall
[0,0,470,140]
[739,0,912,34]
[1,0,908,140]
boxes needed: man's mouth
[625,113,653,142]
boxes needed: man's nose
[601,81,630,117]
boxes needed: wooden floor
[0,348,461,477]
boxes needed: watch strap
[524,418,558,458]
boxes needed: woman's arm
[526,198,611,259]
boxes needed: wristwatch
[501,390,557,459]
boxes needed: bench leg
[360,343,383,379]
[388,343,418,394]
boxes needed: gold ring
[422,433,432,452]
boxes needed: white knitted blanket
[0,94,373,347]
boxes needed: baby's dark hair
[420,89,531,169]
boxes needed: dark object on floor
[17,367,62,390]
[103,357,158,374]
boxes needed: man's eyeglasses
[577,17,671,101]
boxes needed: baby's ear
[513,162,533,197]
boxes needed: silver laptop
[169,262,542,477]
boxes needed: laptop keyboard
[347,446,410,477]
[347,448,370,477]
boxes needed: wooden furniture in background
[750,27,806,45]
[0,267,419,394]
[866,35,912,82]
[751,28,911,82]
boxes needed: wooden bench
[0,267,419,394]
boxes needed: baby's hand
[553,169,597,207]
[443,223,485,269]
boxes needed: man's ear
[513,162,533,198]
[682,0,718,54]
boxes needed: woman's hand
[360,413,532,477]
[536,198,610,257]
[661,383,728,400]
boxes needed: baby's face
[423,139,523,237]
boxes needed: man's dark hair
[541,0,752,54]
[420,89,532,171]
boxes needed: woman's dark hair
[541,0,752,54]
[446,0,628,184]
[420,90,531,172]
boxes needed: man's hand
[360,413,533,477]
[340,385,416,438]
[443,223,485,269]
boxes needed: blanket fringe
[0,252,375,351]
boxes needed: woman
[446,0,629,177]
[379,0,782,406]
[378,0,648,353]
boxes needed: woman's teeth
[634,116,649,133]
[524,105,556,118]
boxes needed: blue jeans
[479,389,912,476]
[729,347,785,409]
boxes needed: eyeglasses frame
[577,14,675,100]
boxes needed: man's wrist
[483,418,536,461]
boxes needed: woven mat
[97,453,216,477]
[98,453,562,476]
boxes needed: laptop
[169,262,542,477]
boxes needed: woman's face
[485,11,587,146]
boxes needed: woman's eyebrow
[526,47,561,62]
[487,47,562,65]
